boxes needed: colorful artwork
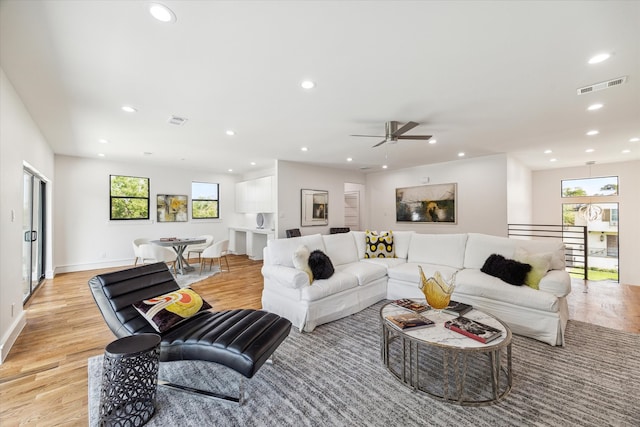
[157,194,188,222]
[395,183,456,223]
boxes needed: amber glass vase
[419,267,457,311]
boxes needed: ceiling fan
[351,121,432,147]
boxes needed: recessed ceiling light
[382,165,388,169]
[585,148,595,153]
[121,105,137,113]
[228,168,233,172]
[250,162,256,166]
[428,139,437,145]
[622,149,631,154]
[98,139,109,144]
[226,130,235,136]
[544,149,552,154]
[587,103,603,111]
[346,157,353,162]
[458,152,465,157]
[301,147,308,152]
[586,130,599,136]
[588,53,610,64]
[301,80,315,89]
[630,137,640,142]
[98,153,105,157]
[149,3,176,23]
[550,158,557,162]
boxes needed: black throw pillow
[308,250,335,280]
[481,253,531,286]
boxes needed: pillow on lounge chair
[481,254,531,286]
[133,287,212,333]
[308,250,334,280]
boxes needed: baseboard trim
[54,259,132,275]
[0,310,27,365]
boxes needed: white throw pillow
[292,245,313,283]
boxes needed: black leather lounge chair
[88,262,292,403]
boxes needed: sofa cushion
[514,247,552,290]
[300,271,358,301]
[387,262,459,286]
[365,230,395,258]
[407,233,467,269]
[464,233,519,269]
[308,250,334,280]
[336,262,387,286]
[390,231,414,259]
[132,288,212,333]
[323,232,359,266]
[455,269,559,312]
[514,239,566,270]
[481,254,531,286]
[267,234,325,268]
[361,257,407,269]
[352,231,367,259]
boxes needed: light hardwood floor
[0,256,638,426]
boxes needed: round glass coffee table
[380,301,512,406]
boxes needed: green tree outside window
[110,175,150,220]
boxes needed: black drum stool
[99,334,161,427]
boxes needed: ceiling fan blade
[372,139,387,148]
[396,135,432,140]
[350,134,385,138]
[391,121,419,137]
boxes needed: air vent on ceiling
[577,76,627,95]
[168,115,188,126]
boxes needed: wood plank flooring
[0,256,638,426]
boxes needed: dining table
[150,237,206,275]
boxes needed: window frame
[191,181,220,219]
[109,175,150,220]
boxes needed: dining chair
[200,240,230,275]
[186,235,214,263]
[140,244,177,273]
[286,229,301,238]
[132,238,152,265]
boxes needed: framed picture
[395,183,457,223]
[157,194,188,222]
[301,189,328,226]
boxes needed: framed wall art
[301,189,328,226]
[157,194,188,222]
[395,183,457,223]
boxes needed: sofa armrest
[261,265,310,289]
[538,269,571,297]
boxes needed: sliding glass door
[22,169,46,302]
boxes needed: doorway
[344,191,360,231]
[22,169,46,302]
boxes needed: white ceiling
[1,0,639,175]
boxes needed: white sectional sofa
[261,231,571,346]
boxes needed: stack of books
[444,316,502,343]
[386,312,435,331]
[442,300,473,316]
[391,298,430,313]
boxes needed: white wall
[506,156,533,224]
[54,155,242,273]
[532,160,640,285]
[0,69,55,363]
[276,160,366,238]
[365,154,510,236]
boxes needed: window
[192,182,219,219]
[561,176,618,197]
[110,175,150,220]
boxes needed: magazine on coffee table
[442,300,473,316]
[444,316,502,343]
[391,298,431,313]
[386,312,435,331]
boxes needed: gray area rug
[174,263,220,288]
[88,302,640,427]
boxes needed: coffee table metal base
[381,309,512,406]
